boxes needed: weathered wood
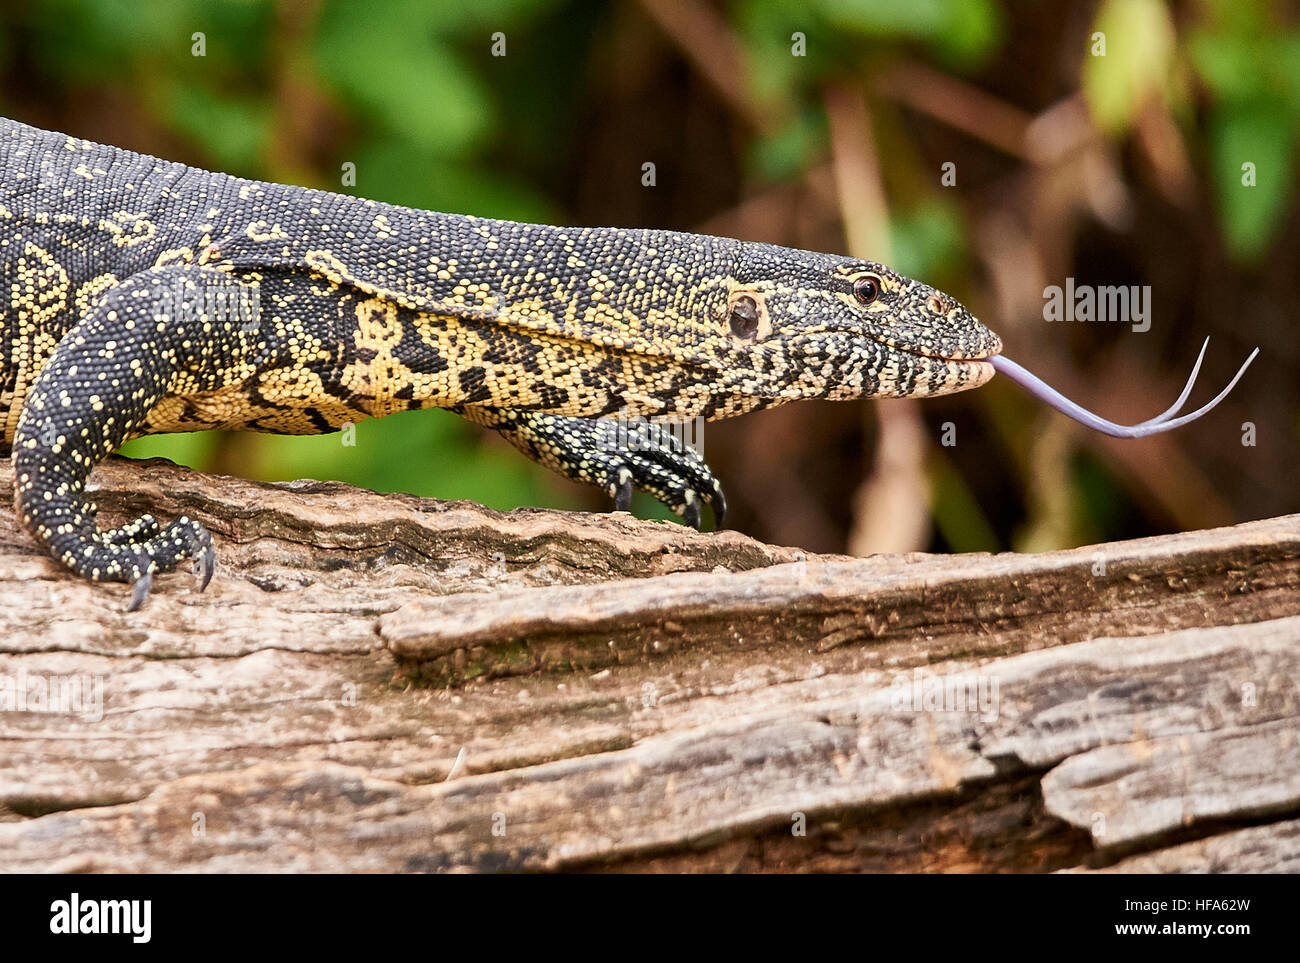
[1,457,1297,872]
[1043,720,1300,852]
[1075,818,1300,874]
[382,520,1300,684]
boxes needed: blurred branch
[637,0,779,135]
[1024,95,1095,166]
[1132,98,1195,209]
[694,167,828,241]
[266,0,330,187]
[878,60,1032,160]
[824,84,891,260]
[823,83,931,555]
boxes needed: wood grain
[1,457,1296,872]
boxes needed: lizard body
[1,117,1000,606]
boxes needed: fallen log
[1,457,1296,872]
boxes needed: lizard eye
[853,276,881,305]
[729,295,760,339]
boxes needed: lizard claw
[612,469,634,512]
[127,567,153,613]
[193,542,217,592]
[681,491,703,531]
[709,480,727,529]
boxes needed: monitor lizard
[0,117,1255,609]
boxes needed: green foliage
[888,198,967,285]
[1082,0,1178,135]
[816,0,1002,67]
[1077,0,1300,264]
[121,411,581,512]
[28,0,274,90]
[166,84,272,172]
[737,0,1002,105]
[117,429,219,470]
[1188,17,1300,263]
[750,108,827,183]
[929,449,999,553]
[314,1,492,159]
[1070,451,1129,547]
[1207,98,1297,262]
[346,139,555,222]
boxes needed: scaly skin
[0,117,1001,608]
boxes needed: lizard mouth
[790,326,1003,364]
[785,327,999,397]
[786,300,1004,358]
[890,329,1004,364]
[937,355,997,392]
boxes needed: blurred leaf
[32,0,273,82]
[313,0,492,156]
[816,0,1001,67]
[165,84,272,171]
[737,0,1001,104]
[122,410,579,512]
[1071,451,1129,547]
[749,107,825,182]
[1209,99,1297,262]
[415,0,560,35]
[929,449,998,552]
[1194,0,1271,36]
[1083,0,1176,134]
[934,0,1002,65]
[631,491,684,525]
[888,198,966,282]
[348,140,554,222]
[237,409,578,510]
[118,429,220,466]
[1190,32,1300,115]
[1188,34,1266,101]
[735,0,824,104]
[1280,36,1300,113]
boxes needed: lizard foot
[9,265,254,605]
[453,407,727,530]
[601,441,727,531]
[98,514,216,611]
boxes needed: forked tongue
[987,339,1259,438]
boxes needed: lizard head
[720,242,1001,402]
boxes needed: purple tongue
[987,339,1259,438]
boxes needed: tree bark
[1,457,1297,872]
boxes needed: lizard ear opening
[729,295,761,340]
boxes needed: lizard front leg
[453,405,726,529]
[12,266,268,610]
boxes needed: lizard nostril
[927,293,953,315]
